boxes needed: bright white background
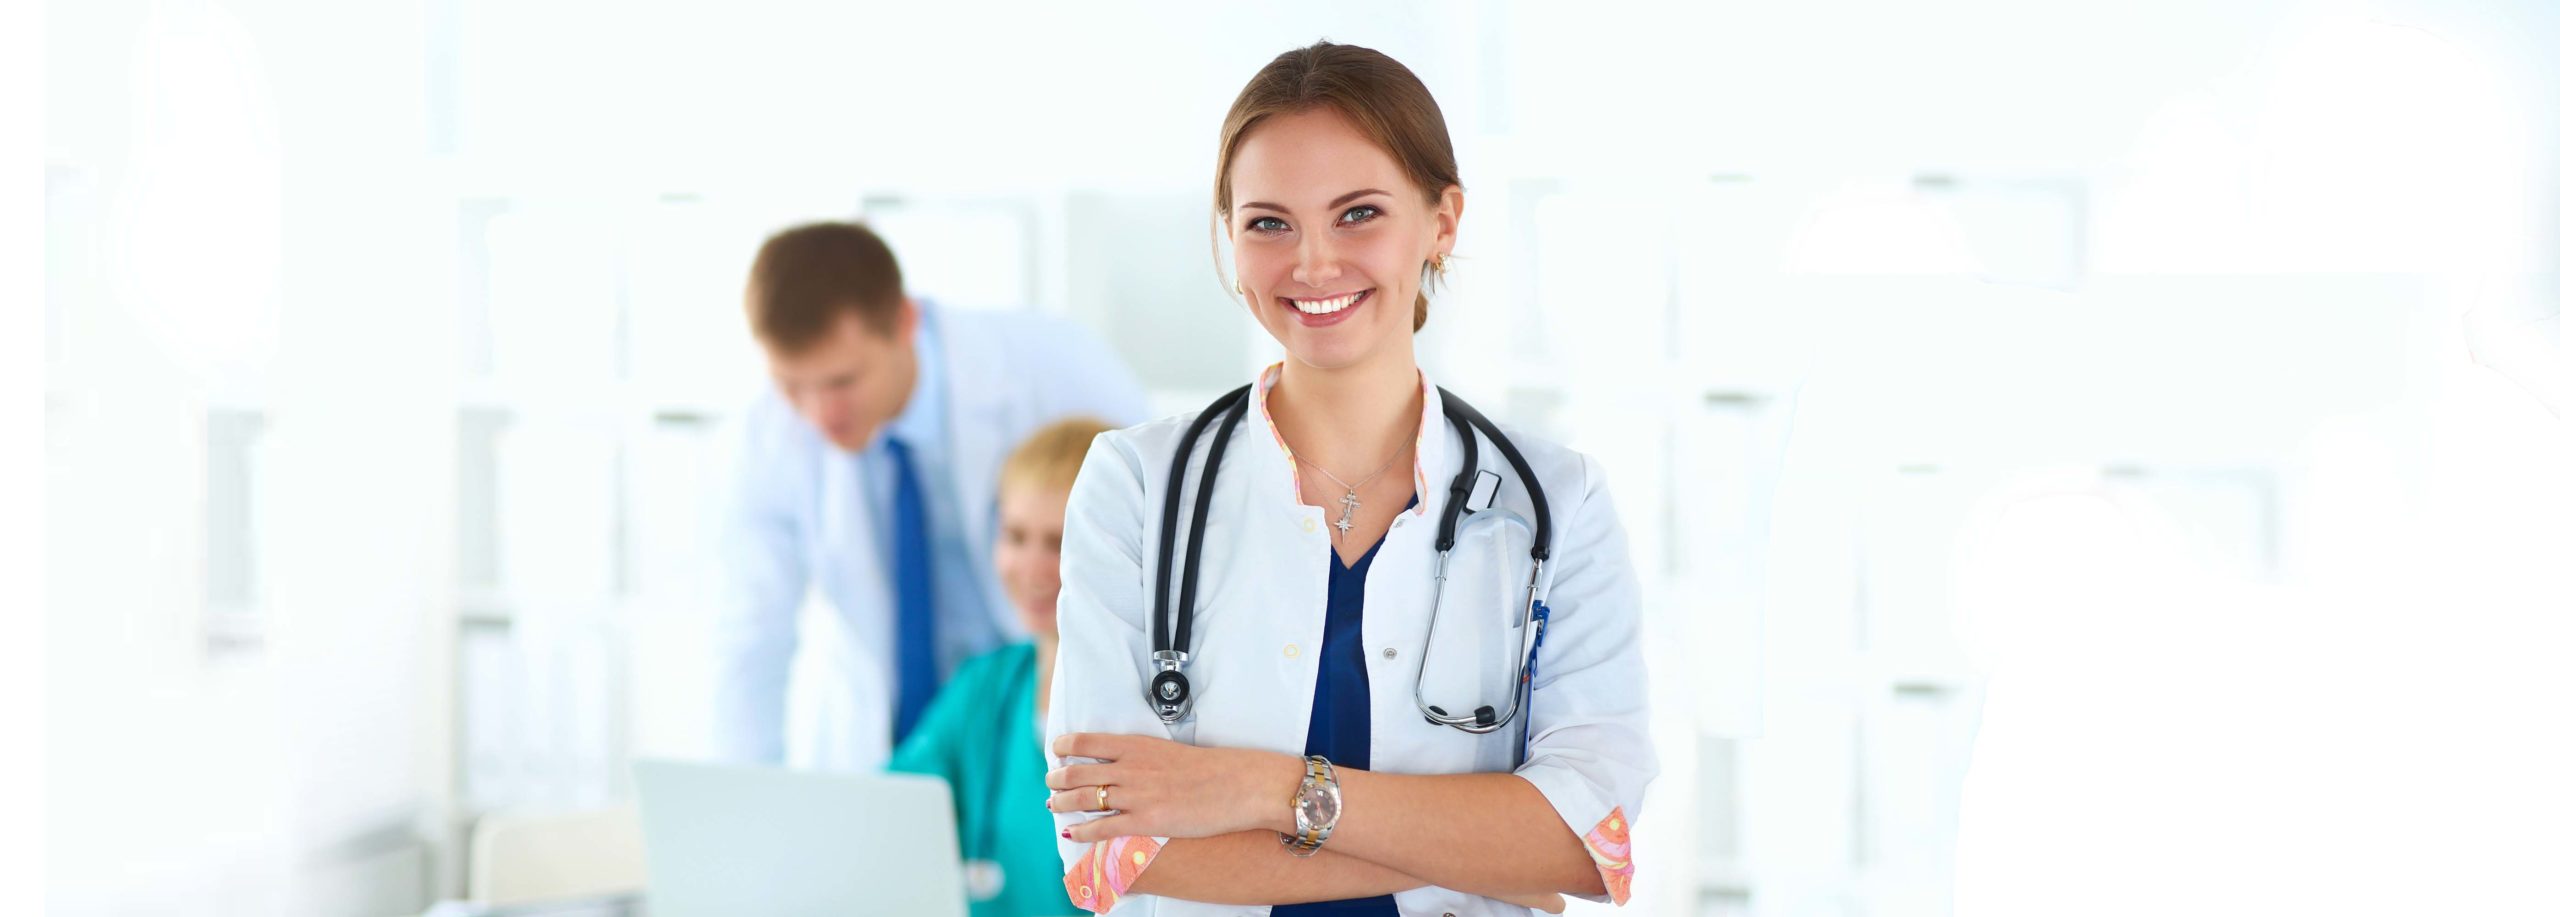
[35,1,2560,915]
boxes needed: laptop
[633,759,968,917]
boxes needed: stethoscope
[1146,384,1555,764]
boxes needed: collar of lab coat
[904,298,1012,584]
[1240,362,1448,525]
[882,299,947,452]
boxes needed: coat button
[1383,648,1397,660]
[1283,643,1300,659]
[1300,518,1318,534]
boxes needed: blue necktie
[886,437,939,745]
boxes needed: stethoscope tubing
[1147,385,1554,747]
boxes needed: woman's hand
[1047,733,1301,843]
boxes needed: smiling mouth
[1285,289,1372,315]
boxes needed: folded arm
[1053,737,1596,905]
[1124,831,1425,904]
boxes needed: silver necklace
[1303,438,1412,539]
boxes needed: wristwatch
[1283,754,1341,856]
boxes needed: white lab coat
[713,304,1147,771]
[1048,368,1657,916]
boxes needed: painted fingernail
[1059,828,1073,840]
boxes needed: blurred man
[716,221,1147,769]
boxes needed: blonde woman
[890,417,1116,917]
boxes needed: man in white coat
[716,221,1148,770]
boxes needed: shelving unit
[435,191,747,901]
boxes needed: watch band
[1285,756,1318,853]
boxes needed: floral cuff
[1584,807,1634,905]
[1063,835,1163,914]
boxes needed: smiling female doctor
[1042,42,1655,916]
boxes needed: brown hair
[745,221,905,353]
[1000,416,1116,500]
[1213,42,1460,333]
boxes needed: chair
[468,804,647,907]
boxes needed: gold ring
[1097,785,1112,811]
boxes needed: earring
[1234,278,1245,296]
[1431,252,1449,272]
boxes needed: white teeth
[1290,290,1365,315]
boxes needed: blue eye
[1250,216,1289,233]
[1342,205,1381,224]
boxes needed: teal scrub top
[887,641,1077,917]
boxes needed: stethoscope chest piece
[1149,650,1193,722]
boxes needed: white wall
[41,1,2560,914]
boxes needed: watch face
[1297,785,1340,825]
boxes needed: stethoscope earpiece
[1421,705,1498,729]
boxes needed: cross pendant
[1333,491,1360,536]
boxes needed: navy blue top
[1272,535,1399,917]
